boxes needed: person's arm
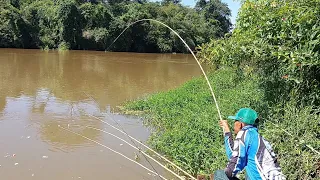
[224,132,234,160]
[220,120,233,160]
[224,130,249,178]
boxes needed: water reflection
[29,89,102,149]
[0,49,202,111]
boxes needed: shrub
[198,0,320,107]
[260,103,320,179]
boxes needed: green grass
[124,68,264,176]
[123,67,320,179]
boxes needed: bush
[58,41,70,51]
[198,0,320,107]
[261,104,320,179]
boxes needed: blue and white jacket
[224,125,285,180]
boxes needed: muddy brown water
[0,49,205,180]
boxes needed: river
[0,49,203,180]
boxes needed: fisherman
[214,108,285,180]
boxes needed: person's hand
[219,120,230,133]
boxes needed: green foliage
[161,0,181,5]
[82,28,109,49]
[261,104,320,179]
[124,68,265,176]
[0,0,232,52]
[195,0,320,178]
[0,3,24,48]
[58,41,70,51]
[195,0,232,37]
[79,3,112,29]
[56,0,83,49]
[198,0,320,107]
[20,0,71,49]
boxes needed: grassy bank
[123,67,319,179]
[124,68,264,176]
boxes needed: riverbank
[123,68,264,176]
[123,67,320,179]
[0,0,231,53]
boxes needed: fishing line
[104,19,223,179]
[69,101,165,179]
[86,126,185,180]
[82,92,196,180]
[106,18,223,121]
[58,125,168,180]
[84,111,196,179]
[82,92,163,180]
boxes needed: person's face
[234,121,243,134]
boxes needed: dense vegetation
[0,0,231,52]
[198,0,320,108]
[124,0,320,179]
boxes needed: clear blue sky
[180,0,241,25]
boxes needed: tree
[80,3,112,29]
[195,0,231,36]
[161,0,181,5]
[0,0,232,52]
[57,0,84,49]
[0,2,23,47]
[76,0,101,4]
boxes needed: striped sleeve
[224,132,234,160]
[225,130,249,178]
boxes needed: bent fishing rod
[106,19,320,157]
[106,19,223,121]
[59,18,319,180]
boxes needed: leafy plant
[198,0,320,107]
